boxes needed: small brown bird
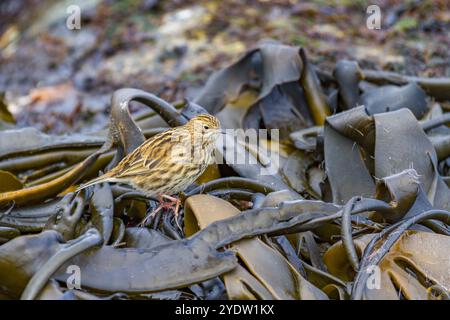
[78,114,221,225]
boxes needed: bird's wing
[111,129,174,179]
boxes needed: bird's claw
[138,195,182,230]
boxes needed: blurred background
[0,0,449,134]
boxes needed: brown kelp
[1,41,450,300]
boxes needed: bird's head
[188,114,222,145]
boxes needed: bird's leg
[138,194,182,229]
[160,195,182,230]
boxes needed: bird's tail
[76,172,118,192]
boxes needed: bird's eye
[204,125,209,130]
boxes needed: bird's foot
[139,195,182,229]
[161,195,182,231]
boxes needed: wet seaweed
[1,40,450,300]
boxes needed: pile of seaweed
[1,41,450,300]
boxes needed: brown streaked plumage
[78,114,221,198]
